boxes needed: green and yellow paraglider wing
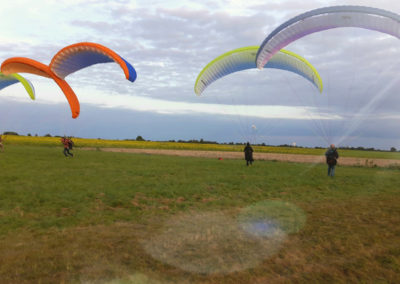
[268,49,323,93]
[194,46,323,96]
[195,46,258,96]
[0,72,35,100]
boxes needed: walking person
[325,144,339,177]
[244,142,254,166]
[61,136,73,157]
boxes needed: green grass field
[0,145,399,283]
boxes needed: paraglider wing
[50,42,137,82]
[1,57,80,118]
[195,46,257,95]
[0,73,35,100]
[194,46,322,95]
[1,42,137,118]
[1,57,52,78]
[256,6,400,69]
[51,75,80,119]
[266,49,323,92]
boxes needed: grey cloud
[1,97,399,149]
[2,0,400,147]
[65,4,274,102]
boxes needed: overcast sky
[1,0,400,149]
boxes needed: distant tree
[390,147,397,152]
[27,133,31,136]
[136,135,145,141]
[3,131,18,135]
[44,134,52,137]
[35,134,38,137]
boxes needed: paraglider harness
[325,148,338,166]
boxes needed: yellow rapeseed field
[2,134,325,155]
[5,135,400,159]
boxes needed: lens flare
[142,211,286,274]
[238,200,307,236]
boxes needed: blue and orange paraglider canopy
[1,42,137,118]
[50,42,137,82]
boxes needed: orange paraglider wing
[1,57,52,78]
[1,57,80,118]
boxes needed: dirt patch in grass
[81,147,400,168]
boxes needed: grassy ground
[0,145,399,283]
[4,134,400,159]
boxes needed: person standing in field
[61,136,73,157]
[0,135,4,152]
[325,144,339,177]
[244,142,254,166]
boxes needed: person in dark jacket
[244,142,254,166]
[325,144,339,176]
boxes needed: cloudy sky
[1,0,400,149]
